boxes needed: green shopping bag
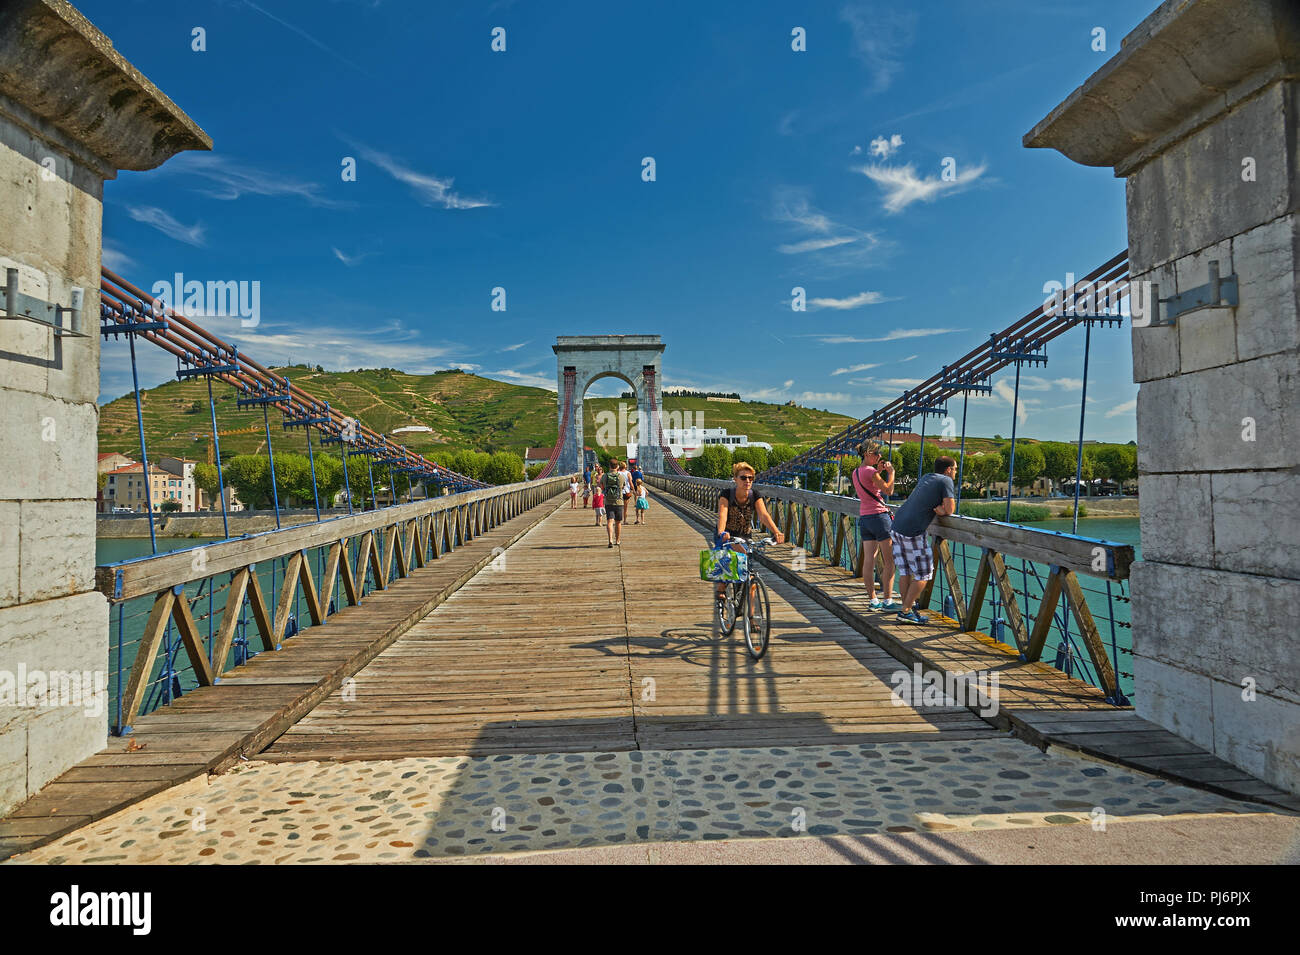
[699,547,747,581]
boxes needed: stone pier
[0,0,210,815]
[1027,0,1300,792]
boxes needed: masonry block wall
[553,336,665,475]
[1027,0,1300,792]
[0,0,209,815]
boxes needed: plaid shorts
[891,531,933,581]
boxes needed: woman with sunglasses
[714,460,784,599]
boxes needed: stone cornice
[0,0,211,174]
[1024,0,1299,176]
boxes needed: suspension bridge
[1,0,1297,865]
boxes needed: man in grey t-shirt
[890,456,958,624]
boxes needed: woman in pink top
[852,440,900,610]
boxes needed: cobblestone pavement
[7,738,1284,864]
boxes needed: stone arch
[553,336,665,474]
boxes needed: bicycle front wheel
[719,581,738,635]
[742,575,771,660]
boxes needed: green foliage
[225,454,273,510]
[767,444,798,468]
[735,446,767,474]
[1000,443,1045,490]
[958,501,1050,522]
[689,445,733,479]
[965,452,1002,492]
[482,451,524,485]
[526,463,546,479]
[1092,444,1136,483]
[193,462,221,498]
[1058,504,1089,518]
[1037,441,1079,485]
[159,499,182,513]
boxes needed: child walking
[569,476,579,508]
[592,483,605,526]
[634,480,649,524]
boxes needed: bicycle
[712,537,772,660]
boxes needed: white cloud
[814,328,962,344]
[101,241,136,273]
[810,291,887,310]
[869,133,904,159]
[831,361,883,376]
[170,153,347,208]
[355,143,494,210]
[783,379,794,389]
[795,391,852,405]
[126,206,205,246]
[840,3,916,93]
[778,236,858,254]
[332,247,374,266]
[500,341,531,352]
[1104,398,1137,418]
[859,161,987,214]
[1054,377,1084,391]
[1020,375,1054,391]
[491,368,557,391]
[878,377,925,389]
[993,379,1034,425]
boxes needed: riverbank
[971,496,1141,519]
[97,509,325,539]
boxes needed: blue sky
[89,0,1144,443]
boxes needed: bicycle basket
[700,547,748,581]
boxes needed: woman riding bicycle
[714,460,785,599]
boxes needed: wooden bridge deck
[652,488,1300,812]
[262,501,995,760]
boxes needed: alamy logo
[150,272,260,327]
[0,666,107,718]
[49,886,151,935]
[890,663,999,717]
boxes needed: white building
[626,427,771,462]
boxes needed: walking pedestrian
[592,481,605,526]
[889,456,957,624]
[569,475,579,509]
[603,461,626,546]
[620,461,634,517]
[634,479,649,524]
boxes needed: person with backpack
[852,441,899,610]
[603,461,626,547]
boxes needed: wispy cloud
[354,142,494,210]
[1054,377,1084,391]
[500,341,531,352]
[831,361,883,376]
[810,291,887,310]
[491,368,556,391]
[993,378,1034,425]
[332,247,374,266]
[859,162,987,214]
[840,2,916,93]
[1104,398,1137,418]
[101,241,136,273]
[878,377,925,390]
[770,189,881,269]
[126,206,205,246]
[242,0,371,75]
[782,379,794,389]
[170,153,347,208]
[813,328,963,344]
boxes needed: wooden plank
[1061,570,1120,699]
[338,539,360,606]
[936,538,966,622]
[1025,566,1066,662]
[170,587,215,687]
[988,551,1029,655]
[210,568,251,679]
[962,548,992,633]
[245,563,277,651]
[272,551,303,645]
[320,541,342,613]
[297,548,324,626]
[120,589,175,726]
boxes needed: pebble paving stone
[5,739,1280,864]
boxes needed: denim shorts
[858,512,892,542]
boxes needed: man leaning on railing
[888,456,958,625]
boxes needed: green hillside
[97,366,857,464]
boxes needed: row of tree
[197,448,526,510]
[680,440,1138,496]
